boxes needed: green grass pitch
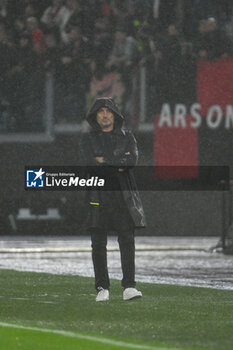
[0,270,232,350]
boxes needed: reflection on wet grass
[0,270,232,350]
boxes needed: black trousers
[91,228,136,290]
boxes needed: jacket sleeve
[104,131,138,168]
[79,133,101,166]
[117,131,138,167]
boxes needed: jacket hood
[86,98,124,130]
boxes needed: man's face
[96,107,114,131]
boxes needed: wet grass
[0,269,232,350]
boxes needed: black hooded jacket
[79,97,146,229]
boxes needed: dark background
[1,130,231,236]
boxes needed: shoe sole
[96,298,109,302]
[123,295,142,301]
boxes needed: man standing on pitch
[79,97,146,301]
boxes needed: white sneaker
[96,288,109,302]
[123,288,142,301]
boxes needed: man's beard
[101,121,113,129]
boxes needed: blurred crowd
[0,0,233,131]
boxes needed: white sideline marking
[0,246,207,253]
[0,322,183,350]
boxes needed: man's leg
[118,229,136,289]
[91,229,110,291]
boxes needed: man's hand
[96,152,131,166]
[95,156,104,164]
[118,152,131,171]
